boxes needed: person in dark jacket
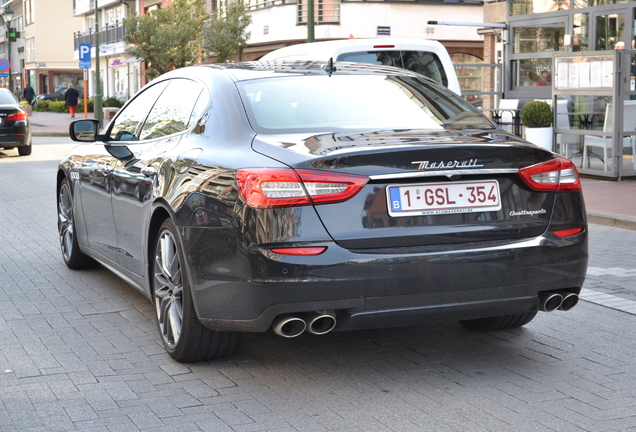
[23,84,36,105]
[65,84,80,118]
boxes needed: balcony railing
[74,21,125,50]
[297,0,340,25]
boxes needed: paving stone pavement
[2,143,636,432]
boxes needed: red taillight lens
[270,247,327,256]
[6,108,27,122]
[553,228,584,237]
[517,158,581,192]
[236,168,368,209]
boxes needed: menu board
[555,56,614,89]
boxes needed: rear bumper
[187,231,588,333]
[0,122,30,146]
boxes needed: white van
[260,38,461,95]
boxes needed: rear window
[237,74,492,134]
[337,50,448,87]
[0,91,18,104]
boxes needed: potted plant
[520,101,553,151]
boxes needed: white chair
[555,100,580,158]
[497,98,519,126]
[495,99,520,135]
[582,101,636,171]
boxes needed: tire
[153,219,241,362]
[459,311,538,332]
[58,178,98,269]
[18,142,32,156]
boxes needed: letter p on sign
[79,43,91,62]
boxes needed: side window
[138,79,207,141]
[401,51,449,87]
[107,80,169,141]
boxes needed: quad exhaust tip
[272,311,337,337]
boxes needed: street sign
[0,73,8,78]
[79,62,92,69]
[0,58,10,73]
[79,43,91,62]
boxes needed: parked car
[260,38,461,94]
[58,61,588,362]
[0,89,32,156]
[37,87,84,102]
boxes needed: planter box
[524,126,553,151]
[22,104,33,116]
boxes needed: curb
[587,209,636,231]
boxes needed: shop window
[573,13,590,52]
[596,13,625,50]
[574,0,629,7]
[513,24,566,53]
[451,53,483,107]
[513,58,553,87]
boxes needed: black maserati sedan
[58,61,588,362]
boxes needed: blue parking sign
[79,43,91,62]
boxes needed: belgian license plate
[387,180,502,217]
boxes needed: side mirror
[69,119,101,142]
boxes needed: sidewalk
[29,111,636,230]
[30,110,94,137]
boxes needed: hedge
[34,98,124,113]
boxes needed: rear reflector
[553,228,584,237]
[270,247,327,256]
[237,168,368,208]
[518,158,582,192]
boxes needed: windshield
[237,74,493,134]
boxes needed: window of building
[573,13,590,51]
[510,20,565,88]
[451,53,484,107]
[25,37,35,63]
[596,12,625,50]
[24,0,33,24]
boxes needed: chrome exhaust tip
[559,293,579,311]
[272,315,307,338]
[305,311,336,335]
[539,292,563,312]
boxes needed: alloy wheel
[58,182,74,262]
[154,229,184,350]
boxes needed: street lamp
[3,5,13,91]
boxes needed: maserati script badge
[411,159,483,170]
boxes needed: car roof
[260,38,449,61]
[161,61,435,83]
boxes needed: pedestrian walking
[23,83,36,105]
[65,84,80,118]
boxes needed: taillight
[236,168,368,208]
[517,158,581,192]
[6,108,28,122]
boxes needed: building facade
[0,0,84,98]
[239,0,485,62]
[505,0,636,100]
